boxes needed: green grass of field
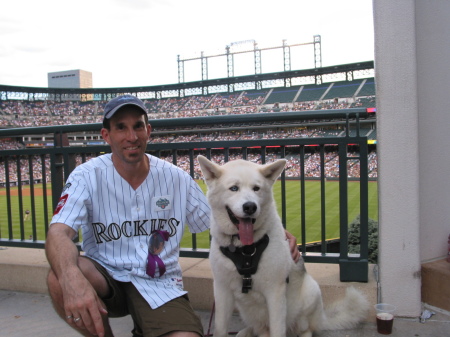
[181,179,378,248]
[0,184,54,241]
[0,180,378,248]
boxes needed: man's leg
[47,256,114,337]
[124,283,203,337]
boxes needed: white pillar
[373,0,422,317]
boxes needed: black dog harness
[220,234,270,293]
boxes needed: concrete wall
[0,248,378,321]
[374,0,450,317]
[415,1,450,263]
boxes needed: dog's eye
[253,186,260,192]
[229,186,239,192]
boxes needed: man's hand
[46,223,108,337]
[285,230,301,263]
[61,269,108,336]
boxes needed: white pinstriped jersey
[51,153,210,309]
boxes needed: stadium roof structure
[0,61,374,101]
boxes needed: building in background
[47,70,93,101]
[48,69,92,88]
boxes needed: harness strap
[220,234,270,293]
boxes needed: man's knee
[77,257,110,298]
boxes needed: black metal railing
[0,109,373,281]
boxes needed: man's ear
[147,123,152,139]
[101,128,111,145]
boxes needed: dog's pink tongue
[239,218,254,245]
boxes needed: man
[46,95,211,337]
[24,209,30,221]
[46,95,300,337]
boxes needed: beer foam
[377,312,394,320]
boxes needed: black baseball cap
[103,95,147,121]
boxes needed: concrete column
[373,0,422,317]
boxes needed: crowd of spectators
[0,85,375,128]
[353,96,376,108]
[0,154,51,186]
[0,139,25,150]
[0,86,377,184]
[148,127,346,143]
[160,150,378,180]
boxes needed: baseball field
[0,180,378,248]
[181,179,378,248]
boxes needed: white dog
[197,155,369,337]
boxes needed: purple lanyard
[146,230,170,278]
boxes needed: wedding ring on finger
[74,317,81,323]
[66,315,73,320]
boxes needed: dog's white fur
[197,155,369,337]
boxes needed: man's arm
[46,223,108,337]
[46,222,80,281]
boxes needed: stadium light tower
[177,55,184,84]
[314,35,322,84]
[177,36,321,87]
[283,39,291,87]
[314,35,322,68]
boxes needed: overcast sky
[0,0,374,88]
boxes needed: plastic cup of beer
[375,303,396,335]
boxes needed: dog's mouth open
[226,206,256,246]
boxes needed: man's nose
[126,129,138,140]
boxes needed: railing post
[338,142,369,282]
[51,132,76,210]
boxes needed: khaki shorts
[83,256,204,337]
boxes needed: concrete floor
[1,290,450,337]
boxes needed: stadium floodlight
[177,37,321,83]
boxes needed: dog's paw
[236,327,255,337]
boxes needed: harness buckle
[242,276,253,293]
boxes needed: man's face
[101,107,151,165]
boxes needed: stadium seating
[0,77,377,183]
[356,78,376,97]
[296,83,329,102]
[264,86,302,105]
[322,79,364,101]
[0,77,376,127]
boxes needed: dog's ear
[260,159,287,183]
[197,155,222,181]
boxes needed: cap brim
[104,102,147,120]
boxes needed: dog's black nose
[243,202,257,215]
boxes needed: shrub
[348,214,378,263]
